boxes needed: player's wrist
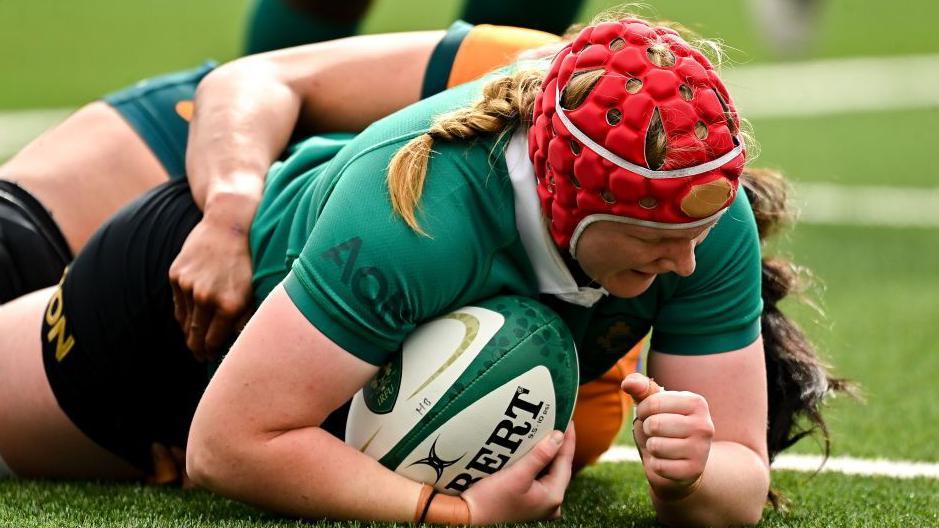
[650,473,704,502]
[202,187,261,236]
[413,484,471,525]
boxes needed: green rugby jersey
[249,74,763,382]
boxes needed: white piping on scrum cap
[568,210,727,258]
[553,86,745,179]
[553,86,742,257]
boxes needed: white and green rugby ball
[345,296,579,494]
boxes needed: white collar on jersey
[504,129,608,308]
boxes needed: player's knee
[0,181,71,303]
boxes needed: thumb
[512,430,565,479]
[621,372,663,404]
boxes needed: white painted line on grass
[0,107,73,159]
[3,53,939,160]
[724,53,939,119]
[599,446,939,479]
[794,182,939,228]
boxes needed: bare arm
[187,285,576,522]
[170,31,443,358]
[627,338,770,527]
[185,30,444,211]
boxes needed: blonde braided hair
[387,69,545,235]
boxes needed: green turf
[2,1,938,525]
[751,108,939,188]
[5,0,939,108]
[774,224,939,461]
[1,466,935,527]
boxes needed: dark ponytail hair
[740,167,857,509]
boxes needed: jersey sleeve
[283,139,517,366]
[421,21,560,99]
[649,191,764,355]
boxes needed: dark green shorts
[104,61,217,180]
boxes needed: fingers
[171,282,187,328]
[204,314,235,359]
[640,413,702,438]
[512,430,565,480]
[636,391,707,421]
[621,372,663,403]
[187,305,213,361]
[147,443,179,485]
[643,436,697,460]
[643,453,706,483]
[539,424,576,490]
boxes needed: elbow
[186,420,243,492]
[185,430,224,491]
[737,500,767,527]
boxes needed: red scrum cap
[528,18,746,255]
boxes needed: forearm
[189,424,422,522]
[186,58,301,217]
[650,441,769,527]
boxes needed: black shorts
[40,178,208,472]
[38,178,350,472]
[0,180,72,303]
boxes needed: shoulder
[648,188,763,354]
[422,20,560,98]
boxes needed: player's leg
[0,63,213,302]
[0,181,71,303]
[0,179,208,480]
[0,102,168,257]
[0,287,143,479]
[245,0,373,54]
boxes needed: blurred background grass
[4,0,939,108]
[1,2,937,525]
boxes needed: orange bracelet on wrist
[413,484,471,525]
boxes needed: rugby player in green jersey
[0,13,846,526]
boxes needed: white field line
[723,53,939,119]
[3,53,939,160]
[2,55,939,228]
[793,182,939,228]
[599,446,939,479]
[0,107,73,160]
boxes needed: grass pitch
[1,467,936,527]
[1,0,937,526]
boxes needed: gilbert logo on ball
[345,296,579,494]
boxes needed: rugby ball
[345,296,579,494]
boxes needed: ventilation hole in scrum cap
[570,172,581,188]
[695,121,708,140]
[560,69,605,110]
[570,140,582,155]
[647,44,676,68]
[679,84,694,101]
[625,78,643,94]
[601,189,616,204]
[639,196,658,209]
[644,108,667,170]
[606,108,623,126]
[713,89,739,136]
[609,37,626,51]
